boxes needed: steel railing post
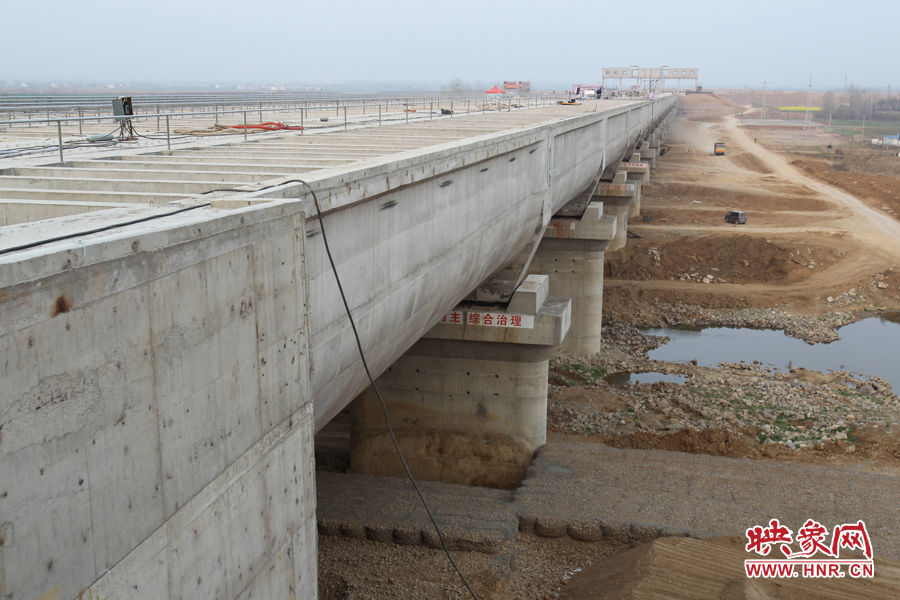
[78,108,83,135]
[166,116,171,149]
[344,106,347,129]
[301,108,304,134]
[244,112,248,140]
[57,121,64,163]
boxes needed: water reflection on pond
[640,313,900,390]
[605,372,686,386]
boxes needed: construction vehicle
[714,142,726,156]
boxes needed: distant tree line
[820,85,900,121]
[441,78,491,93]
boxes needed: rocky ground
[550,322,900,449]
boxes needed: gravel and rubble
[825,269,900,309]
[550,323,900,449]
[631,303,857,343]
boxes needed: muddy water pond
[639,313,900,390]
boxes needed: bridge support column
[349,275,571,489]
[640,141,657,169]
[621,159,649,217]
[528,201,615,354]
[594,173,635,252]
[627,174,643,218]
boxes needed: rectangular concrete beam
[620,162,649,174]
[425,296,571,347]
[543,202,616,242]
[507,274,549,315]
[593,182,635,197]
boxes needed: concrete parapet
[350,291,571,489]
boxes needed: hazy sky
[4,0,897,90]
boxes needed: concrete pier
[350,276,570,489]
[595,173,636,253]
[528,202,615,354]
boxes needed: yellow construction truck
[714,142,726,156]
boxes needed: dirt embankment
[790,156,900,218]
[603,93,900,321]
[560,535,900,600]
[604,234,839,285]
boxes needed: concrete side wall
[249,96,677,430]
[0,206,317,599]
[550,119,605,209]
[304,143,547,428]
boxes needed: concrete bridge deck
[0,96,676,600]
[0,103,633,227]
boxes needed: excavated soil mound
[596,428,757,459]
[728,150,774,174]
[641,183,830,212]
[604,235,829,285]
[560,535,900,600]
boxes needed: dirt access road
[605,94,900,316]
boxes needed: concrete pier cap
[594,180,635,252]
[350,275,572,489]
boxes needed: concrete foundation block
[350,295,571,489]
[507,274,549,316]
[350,347,549,489]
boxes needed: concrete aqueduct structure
[0,96,675,599]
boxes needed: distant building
[503,81,531,93]
[881,134,899,147]
[572,84,603,97]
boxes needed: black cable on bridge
[281,179,480,600]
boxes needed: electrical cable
[0,123,123,158]
[280,179,480,600]
[0,202,211,256]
